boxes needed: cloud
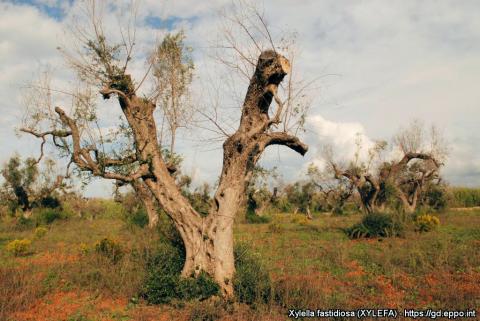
[307,115,374,163]
[0,2,63,161]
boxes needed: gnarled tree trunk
[34,50,307,297]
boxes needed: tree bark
[45,50,307,298]
[132,179,159,228]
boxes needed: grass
[449,187,480,207]
[1,207,479,320]
[235,211,480,310]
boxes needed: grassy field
[1,208,479,321]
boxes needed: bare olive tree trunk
[41,51,306,297]
[331,152,440,215]
[131,179,159,228]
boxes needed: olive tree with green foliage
[1,155,64,216]
[114,31,195,229]
[151,31,195,154]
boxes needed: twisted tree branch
[263,131,308,156]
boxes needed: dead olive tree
[323,138,389,213]
[20,1,308,296]
[390,121,446,213]
[326,121,446,214]
[306,163,354,214]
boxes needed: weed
[141,242,219,304]
[37,208,63,225]
[346,212,405,238]
[5,239,32,256]
[127,208,149,228]
[290,215,310,225]
[188,299,223,321]
[1,205,479,318]
[415,214,440,232]
[34,226,48,238]
[273,273,337,309]
[79,242,90,255]
[234,242,272,305]
[67,312,92,321]
[267,222,284,233]
[94,238,124,263]
[246,211,271,224]
[0,265,43,320]
[16,215,34,230]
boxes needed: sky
[0,0,479,197]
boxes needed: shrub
[128,208,149,228]
[233,242,272,305]
[422,184,449,211]
[141,242,219,304]
[16,215,34,229]
[332,207,346,216]
[275,196,293,213]
[5,239,32,256]
[142,273,180,304]
[34,226,48,238]
[176,271,220,301]
[346,212,404,239]
[415,214,440,232]
[290,215,310,225]
[39,196,61,209]
[267,222,284,233]
[37,208,63,225]
[188,299,223,321]
[245,210,271,224]
[79,242,90,255]
[94,238,124,263]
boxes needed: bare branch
[99,86,131,103]
[263,132,308,156]
[53,106,147,182]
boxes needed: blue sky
[9,0,72,20]
[1,0,479,197]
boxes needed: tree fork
[25,50,307,298]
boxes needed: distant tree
[184,182,212,217]
[246,166,278,216]
[1,155,64,216]
[326,121,447,214]
[306,163,354,214]
[390,121,447,213]
[282,181,315,217]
